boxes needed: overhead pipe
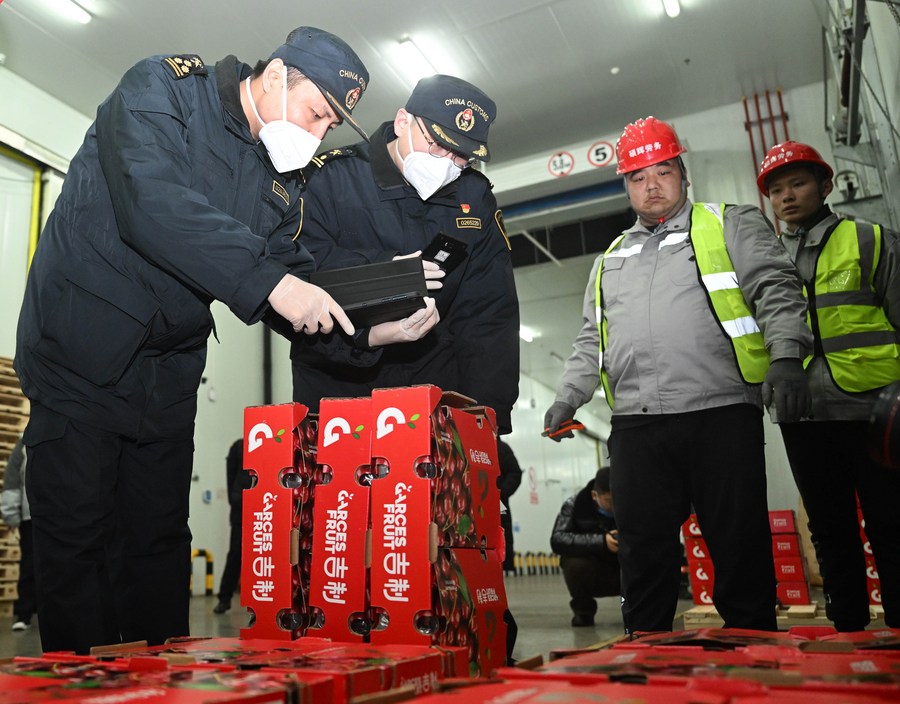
[777,88,790,141]
[765,90,779,147]
[743,96,767,214]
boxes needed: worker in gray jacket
[758,141,900,630]
[544,117,813,634]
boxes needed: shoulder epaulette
[162,55,207,79]
[307,146,357,170]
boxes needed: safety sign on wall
[587,140,615,168]
[548,151,575,178]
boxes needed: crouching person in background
[550,467,620,627]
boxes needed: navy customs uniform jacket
[16,54,362,442]
[292,122,520,433]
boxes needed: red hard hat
[757,141,834,196]
[615,117,687,175]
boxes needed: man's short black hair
[593,466,611,494]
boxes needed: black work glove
[762,358,811,423]
[543,401,576,442]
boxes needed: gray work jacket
[554,199,812,416]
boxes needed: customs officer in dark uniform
[292,75,519,434]
[15,27,373,654]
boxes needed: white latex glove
[367,297,440,346]
[393,250,445,290]
[267,274,354,336]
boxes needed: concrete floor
[0,573,686,661]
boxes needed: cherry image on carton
[241,403,318,640]
[308,396,373,641]
[90,636,335,665]
[0,657,309,703]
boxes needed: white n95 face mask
[401,119,462,200]
[245,69,321,173]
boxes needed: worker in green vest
[758,141,900,630]
[544,117,813,634]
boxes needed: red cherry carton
[255,643,464,701]
[681,513,702,540]
[776,582,811,605]
[771,533,801,557]
[768,510,797,534]
[414,678,734,703]
[366,386,506,675]
[687,558,715,605]
[0,657,315,703]
[85,636,335,664]
[685,536,710,560]
[241,403,317,640]
[773,556,806,582]
[307,396,373,642]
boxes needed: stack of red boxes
[859,505,883,609]
[681,514,713,606]
[682,510,812,607]
[240,386,509,679]
[768,509,811,606]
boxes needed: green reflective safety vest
[596,203,770,408]
[806,219,900,392]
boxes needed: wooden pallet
[0,581,18,601]
[0,545,22,563]
[0,563,20,581]
[681,602,885,630]
[0,602,12,618]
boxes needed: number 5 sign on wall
[587,140,615,168]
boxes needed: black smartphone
[421,233,468,273]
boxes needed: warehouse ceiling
[0,0,832,417]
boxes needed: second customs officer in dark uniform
[292,75,520,434]
[15,27,372,654]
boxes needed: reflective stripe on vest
[595,203,769,408]
[808,220,900,392]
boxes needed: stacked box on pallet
[307,396,373,641]
[367,385,508,678]
[857,498,883,608]
[768,510,811,605]
[240,403,318,640]
[682,510,812,607]
[681,514,713,606]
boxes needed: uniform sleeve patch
[163,55,207,79]
[495,209,511,250]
